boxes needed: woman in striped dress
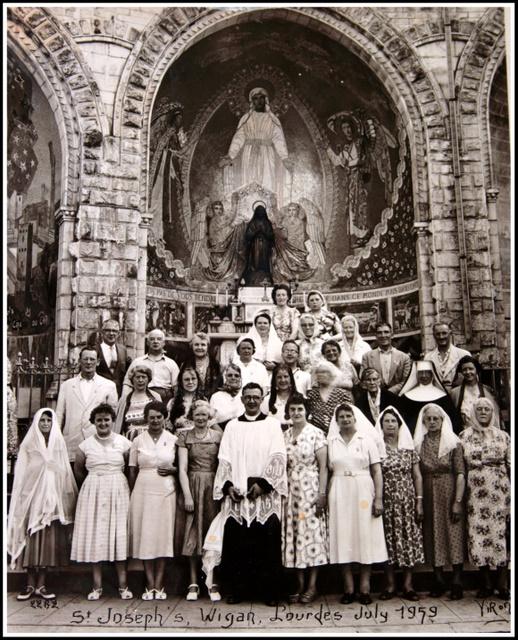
[71,403,133,601]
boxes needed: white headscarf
[245,311,283,363]
[328,403,386,459]
[413,403,460,459]
[240,86,282,127]
[399,360,448,400]
[374,406,415,451]
[7,408,78,568]
[464,396,501,441]
[304,289,329,313]
[340,314,371,362]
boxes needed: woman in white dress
[71,403,133,601]
[340,314,371,373]
[128,401,177,600]
[239,311,283,372]
[232,337,270,393]
[327,403,388,604]
[210,364,243,429]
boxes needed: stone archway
[454,6,507,366]
[113,7,446,351]
[7,7,110,361]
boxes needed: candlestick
[216,287,219,306]
[225,288,229,306]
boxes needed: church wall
[6,6,510,367]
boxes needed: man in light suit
[56,346,118,461]
[424,322,471,393]
[95,319,131,396]
[360,322,412,395]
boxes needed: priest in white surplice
[213,381,288,605]
[220,87,293,206]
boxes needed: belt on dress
[89,469,123,476]
[334,470,370,477]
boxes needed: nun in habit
[399,360,460,434]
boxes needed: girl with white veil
[340,313,371,372]
[239,311,283,371]
[414,403,466,600]
[327,403,387,605]
[7,408,78,600]
[374,406,425,601]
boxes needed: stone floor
[6,589,512,634]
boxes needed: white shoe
[186,584,199,601]
[154,588,167,600]
[87,588,103,601]
[209,586,222,602]
[119,587,133,600]
[141,588,155,601]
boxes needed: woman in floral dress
[271,283,300,342]
[460,397,510,600]
[282,394,328,603]
[375,406,425,601]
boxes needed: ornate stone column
[414,220,435,354]
[54,207,77,363]
[486,188,507,366]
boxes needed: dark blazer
[96,342,131,396]
[355,388,402,425]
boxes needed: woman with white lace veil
[327,403,387,605]
[414,403,466,600]
[7,408,78,601]
[238,311,283,372]
[340,314,371,372]
[374,406,425,601]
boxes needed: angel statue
[190,196,246,281]
[148,98,188,247]
[274,201,326,270]
[326,110,396,247]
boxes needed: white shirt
[101,342,118,369]
[210,391,243,425]
[292,368,312,397]
[235,359,270,395]
[379,349,393,385]
[78,376,95,404]
[124,353,180,391]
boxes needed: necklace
[193,427,209,440]
[96,433,113,442]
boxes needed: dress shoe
[450,584,463,600]
[402,590,419,602]
[379,589,396,601]
[495,588,510,601]
[358,593,372,605]
[226,594,242,605]
[340,592,355,605]
[476,587,494,599]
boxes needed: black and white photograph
[4,2,513,636]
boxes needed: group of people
[7,284,510,606]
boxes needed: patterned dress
[420,434,466,566]
[307,387,353,434]
[460,428,510,568]
[381,447,425,568]
[272,306,300,342]
[282,423,329,568]
[177,427,222,556]
[71,434,131,562]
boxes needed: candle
[216,287,219,306]
[225,288,229,306]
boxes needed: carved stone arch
[113,6,445,227]
[7,6,110,211]
[455,7,506,192]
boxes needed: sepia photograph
[4,2,513,636]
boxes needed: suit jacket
[360,347,412,395]
[56,374,118,461]
[96,342,131,396]
[424,345,471,391]
[355,388,402,425]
